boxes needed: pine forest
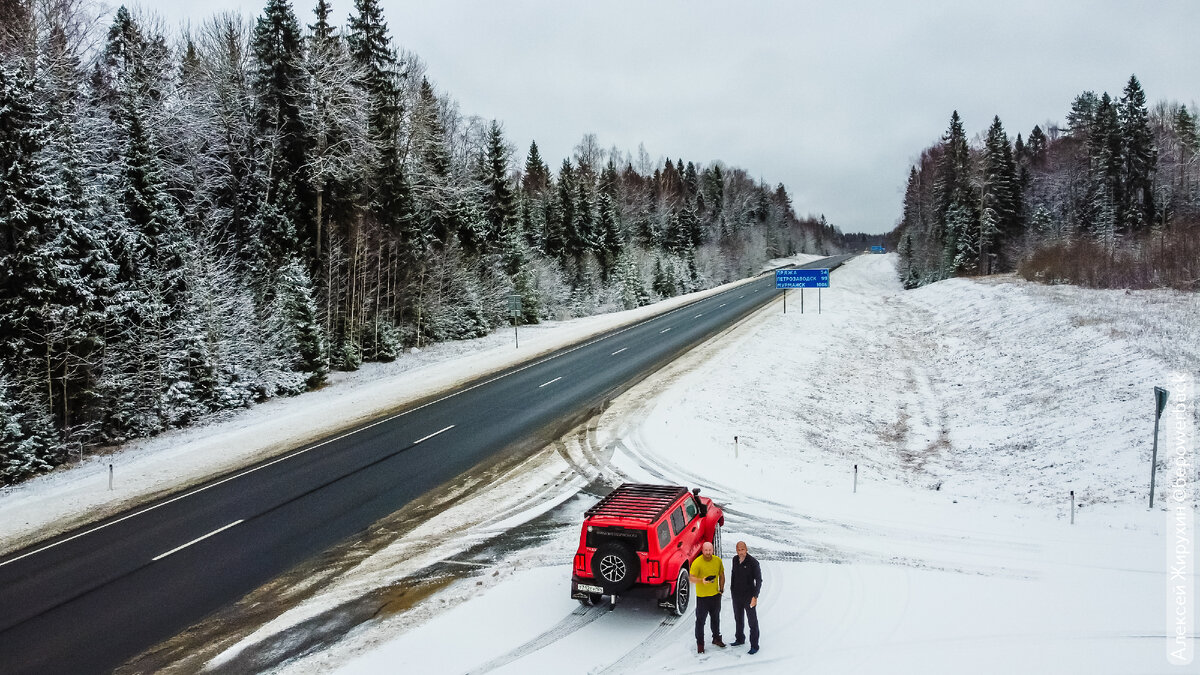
[892,76,1200,290]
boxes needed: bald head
[736,541,748,560]
[702,541,714,559]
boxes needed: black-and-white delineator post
[507,294,521,348]
[1149,386,1169,508]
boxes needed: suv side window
[669,506,686,536]
[684,499,698,522]
[656,520,671,549]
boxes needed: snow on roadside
[293,254,1195,674]
[0,270,770,557]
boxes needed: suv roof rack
[584,483,688,522]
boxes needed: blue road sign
[871,245,885,253]
[775,268,829,288]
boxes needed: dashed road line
[659,328,672,334]
[152,520,243,562]
[538,377,563,388]
[413,425,455,444]
[610,348,627,356]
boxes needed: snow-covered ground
[0,256,823,557]
[183,254,1195,675]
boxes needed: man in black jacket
[729,541,762,654]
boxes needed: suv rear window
[669,507,686,536]
[655,520,671,549]
[586,526,649,552]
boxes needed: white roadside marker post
[1070,490,1075,524]
[853,464,858,493]
[734,435,739,459]
[108,464,113,491]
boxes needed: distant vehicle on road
[570,483,724,615]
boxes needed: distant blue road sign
[775,268,829,288]
[871,245,885,253]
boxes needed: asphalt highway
[0,254,852,674]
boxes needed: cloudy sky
[149,0,1200,234]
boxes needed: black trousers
[694,594,722,642]
[732,594,759,648]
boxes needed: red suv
[570,483,724,615]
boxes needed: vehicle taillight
[574,553,585,572]
[648,560,660,580]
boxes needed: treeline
[891,74,1200,289]
[0,0,849,483]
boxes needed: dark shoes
[712,638,727,648]
[748,646,760,655]
[697,642,704,654]
[730,640,746,647]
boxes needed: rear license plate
[577,583,604,594]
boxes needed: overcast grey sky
[148,0,1200,234]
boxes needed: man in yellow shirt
[689,541,726,653]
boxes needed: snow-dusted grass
[0,272,767,557]
[276,253,1195,675]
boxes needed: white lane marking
[538,377,563,388]
[611,348,627,356]
[660,328,672,334]
[0,257,842,569]
[152,520,243,562]
[413,425,455,445]
[719,303,726,307]
[738,295,744,298]
[693,314,703,318]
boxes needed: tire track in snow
[597,615,682,674]
[464,601,610,674]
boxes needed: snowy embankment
[0,255,822,557]
[254,253,1196,675]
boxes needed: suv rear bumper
[571,574,674,603]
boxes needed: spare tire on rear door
[592,541,639,594]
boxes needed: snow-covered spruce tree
[251,0,311,233]
[0,64,67,473]
[616,251,650,309]
[978,116,1020,273]
[0,371,58,484]
[1089,93,1123,252]
[596,192,623,278]
[269,255,329,388]
[481,120,516,250]
[1117,75,1156,233]
[934,111,977,276]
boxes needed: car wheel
[671,565,691,616]
[578,592,602,608]
[712,523,722,558]
[591,542,639,594]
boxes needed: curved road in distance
[0,255,852,674]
